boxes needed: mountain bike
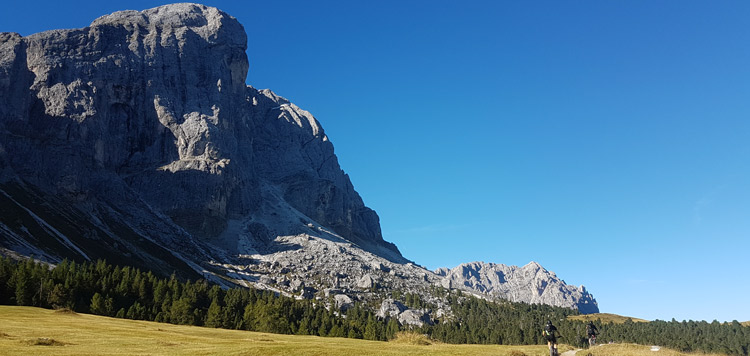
[548,336,562,356]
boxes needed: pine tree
[90,292,105,315]
[205,297,224,328]
[170,297,195,325]
[296,317,311,335]
[348,327,361,339]
[386,318,400,340]
[364,314,378,340]
[104,296,114,316]
[47,283,67,308]
[13,266,31,306]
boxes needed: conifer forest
[0,258,747,355]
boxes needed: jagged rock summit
[0,3,597,315]
[436,261,599,314]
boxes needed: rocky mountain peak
[1,3,597,317]
[1,2,402,271]
[90,3,247,47]
[435,261,598,313]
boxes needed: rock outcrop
[0,3,402,278]
[0,3,597,316]
[435,261,599,313]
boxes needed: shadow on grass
[24,337,66,346]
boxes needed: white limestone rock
[334,294,353,311]
[357,274,375,290]
[376,299,407,319]
[398,309,431,327]
[435,261,599,313]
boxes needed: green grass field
[0,306,728,356]
[0,306,556,356]
[568,313,649,324]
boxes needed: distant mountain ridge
[436,261,598,313]
[0,3,598,316]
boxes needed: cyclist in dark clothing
[543,320,559,356]
[586,321,598,346]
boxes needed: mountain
[435,261,598,314]
[0,3,598,316]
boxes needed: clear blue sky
[3,1,749,323]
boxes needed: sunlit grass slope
[576,343,723,356]
[0,306,552,356]
[568,313,649,324]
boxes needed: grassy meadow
[576,343,724,356]
[568,313,649,324]
[0,306,555,356]
[0,306,733,356]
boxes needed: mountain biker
[543,320,559,356]
[586,321,598,346]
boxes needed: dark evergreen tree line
[421,293,749,355]
[422,290,579,345]
[596,318,749,355]
[420,293,749,355]
[0,257,395,340]
[0,257,747,355]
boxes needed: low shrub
[52,307,77,315]
[391,331,432,346]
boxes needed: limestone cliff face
[0,3,402,273]
[0,4,597,313]
[435,261,599,313]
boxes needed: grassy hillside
[1,306,731,356]
[568,313,649,324]
[576,343,724,356]
[0,306,554,356]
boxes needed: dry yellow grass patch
[390,331,434,345]
[52,307,78,315]
[0,306,554,356]
[575,343,724,356]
